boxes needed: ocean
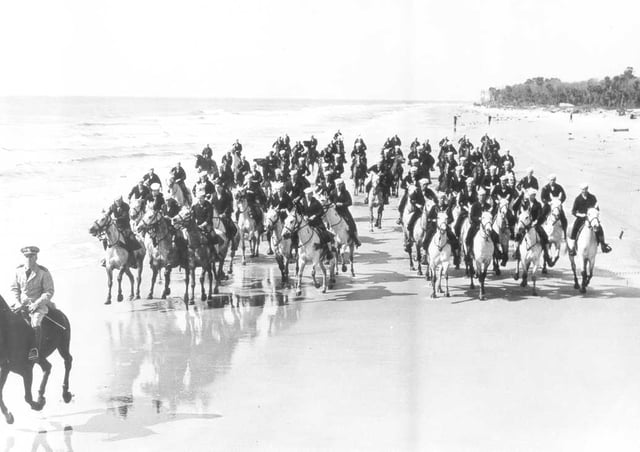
[0,96,465,282]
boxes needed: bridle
[323,203,344,229]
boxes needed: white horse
[541,197,565,273]
[366,172,385,231]
[89,213,145,304]
[568,207,601,293]
[463,211,495,300]
[322,203,356,277]
[283,209,336,296]
[401,191,432,275]
[234,189,261,264]
[491,197,511,275]
[426,212,453,298]
[513,210,543,295]
[264,207,297,286]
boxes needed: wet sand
[2,108,640,451]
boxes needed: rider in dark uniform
[146,183,166,213]
[169,162,190,202]
[142,168,162,190]
[191,192,220,248]
[106,196,141,267]
[512,188,551,264]
[539,174,568,238]
[567,183,612,255]
[301,187,332,254]
[422,192,459,262]
[128,180,150,209]
[210,179,237,238]
[464,188,503,260]
[329,179,361,247]
[397,166,420,224]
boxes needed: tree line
[486,67,640,109]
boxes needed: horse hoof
[322,288,326,293]
[242,261,247,266]
[479,295,486,301]
[147,294,153,300]
[470,283,475,289]
[214,287,219,295]
[267,250,274,255]
[63,391,73,403]
[542,268,548,274]
[161,294,167,300]
[5,412,14,424]
[532,289,538,296]
[296,289,302,296]
[580,287,586,294]
[136,294,141,300]
[417,270,423,276]
[201,294,207,302]
[128,295,135,301]
[341,264,347,273]
[446,292,450,297]
[104,299,111,305]
[574,283,580,290]
[513,273,519,280]
[430,293,436,299]
[520,280,527,288]
[117,294,124,302]
[495,269,501,276]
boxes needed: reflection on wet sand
[74,280,301,441]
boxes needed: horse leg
[296,260,306,296]
[416,245,423,276]
[377,208,383,229]
[148,267,158,299]
[469,260,476,289]
[124,268,135,301]
[0,368,14,424]
[444,264,450,297]
[135,263,143,299]
[162,268,172,299]
[580,258,588,294]
[531,267,538,296]
[36,358,52,409]
[520,262,529,288]
[267,231,274,255]
[319,261,328,293]
[241,236,247,265]
[214,261,222,295]
[311,265,318,288]
[542,258,548,274]
[493,256,501,276]
[116,268,126,302]
[513,258,521,281]
[350,245,355,277]
[369,208,374,232]
[22,369,40,411]
[430,269,437,299]
[479,269,486,300]
[105,267,113,305]
[58,345,73,403]
[586,260,595,287]
[569,256,580,290]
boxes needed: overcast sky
[1,0,638,101]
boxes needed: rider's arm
[32,269,54,309]
[10,271,21,305]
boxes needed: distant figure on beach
[570,112,573,122]
[488,115,492,126]
[453,115,458,130]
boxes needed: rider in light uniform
[10,246,55,361]
[567,183,612,255]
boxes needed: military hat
[21,246,40,256]
[466,177,474,184]
[410,158,419,166]
[580,182,589,189]
[478,188,487,195]
[419,178,430,186]
[548,173,557,181]
[526,166,534,173]
[150,182,161,191]
[335,178,344,185]
[304,187,314,195]
[272,182,284,190]
[500,175,508,181]
[410,166,418,172]
[527,188,538,196]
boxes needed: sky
[0,0,638,101]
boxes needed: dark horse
[0,295,72,424]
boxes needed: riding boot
[595,229,612,253]
[567,238,576,256]
[29,326,41,361]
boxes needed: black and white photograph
[0,0,639,450]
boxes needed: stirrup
[601,244,612,253]
[28,348,39,361]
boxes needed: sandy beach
[1,102,640,451]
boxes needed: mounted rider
[365,158,392,205]
[142,168,162,190]
[516,167,539,195]
[301,187,333,255]
[464,188,504,260]
[128,179,150,210]
[397,166,420,224]
[286,169,311,204]
[329,179,361,247]
[512,188,552,264]
[491,175,518,237]
[422,192,460,264]
[192,172,215,201]
[106,196,142,267]
[190,191,220,250]
[210,178,237,239]
[454,177,478,239]
[403,178,435,251]
[201,144,213,159]
[567,183,612,255]
[169,162,191,202]
[10,246,55,361]
[146,183,166,214]
[540,174,568,239]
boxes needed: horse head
[264,207,279,233]
[139,209,163,234]
[171,207,192,229]
[282,209,301,240]
[481,211,494,234]
[516,209,533,236]
[89,212,111,237]
[437,212,449,231]
[130,198,145,221]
